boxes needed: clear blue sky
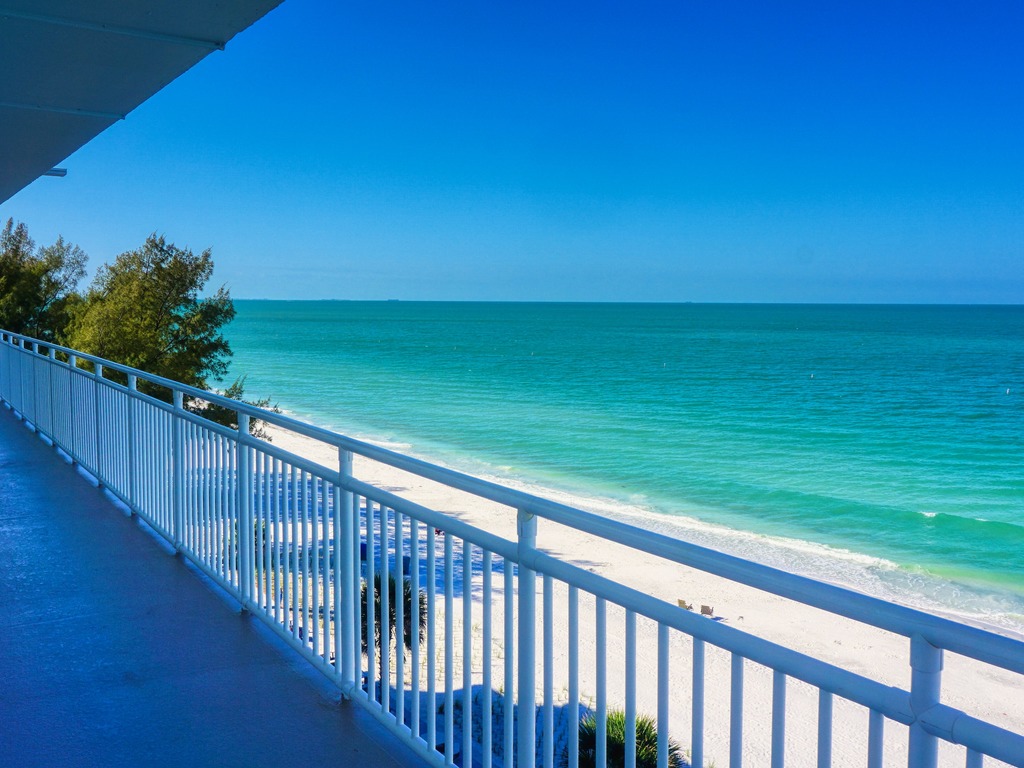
[3,1,1022,303]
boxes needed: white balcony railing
[0,330,1021,768]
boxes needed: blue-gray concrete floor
[0,405,429,768]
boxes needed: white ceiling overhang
[0,1,284,203]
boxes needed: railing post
[47,346,56,444]
[29,341,39,428]
[2,334,9,406]
[68,354,77,462]
[94,362,104,484]
[172,389,185,551]
[127,375,138,514]
[17,339,25,419]
[517,507,538,768]
[338,449,355,690]
[0,333,6,403]
[907,634,943,768]
[237,413,253,609]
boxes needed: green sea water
[226,301,1024,631]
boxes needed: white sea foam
[469,462,1024,637]
[271,408,1024,637]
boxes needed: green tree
[0,218,87,341]
[66,233,234,390]
[66,233,274,434]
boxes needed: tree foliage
[0,218,86,341]
[66,234,234,393]
[65,233,275,435]
[2,224,275,437]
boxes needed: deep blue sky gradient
[3,1,1022,302]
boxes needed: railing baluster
[569,586,580,768]
[444,530,454,765]
[337,449,353,685]
[265,452,274,612]
[172,390,184,551]
[26,344,35,422]
[238,415,253,609]
[191,422,200,549]
[518,509,538,768]
[395,510,405,729]
[68,354,77,461]
[692,638,705,768]
[543,575,554,768]
[352,493,363,689]
[966,749,984,768]
[289,465,299,641]
[463,538,473,768]
[482,549,492,768]
[731,653,744,768]
[199,428,207,565]
[381,505,391,716]
[220,435,228,578]
[301,470,310,643]
[503,554,515,768]
[367,499,377,703]
[198,427,207,564]
[625,609,637,768]
[771,670,787,768]
[312,475,321,656]
[260,451,270,611]
[323,482,331,659]
[94,362,103,485]
[426,525,437,752]
[324,479,331,663]
[180,421,189,546]
[202,428,211,562]
[657,623,669,768]
[818,689,833,768]
[596,596,607,768]
[272,458,282,623]
[410,516,421,739]
[47,347,56,441]
[867,710,884,768]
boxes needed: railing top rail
[3,329,1023,677]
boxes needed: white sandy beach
[266,423,1022,768]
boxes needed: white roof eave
[0,0,283,203]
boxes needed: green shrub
[578,709,685,768]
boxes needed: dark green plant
[0,218,86,341]
[361,572,428,654]
[65,233,234,392]
[64,232,274,436]
[578,709,685,768]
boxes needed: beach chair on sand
[700,604,714,617]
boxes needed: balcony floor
[0,406,427,768]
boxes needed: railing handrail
[3,329,1023,678]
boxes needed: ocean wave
[915,510,1024,535]
[468,463,1024,637]
[270,407,1024,636]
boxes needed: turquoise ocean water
[226,301,1024,633]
